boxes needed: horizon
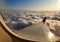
[0,0,60,11]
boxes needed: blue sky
[0,0,58,11]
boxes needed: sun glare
[57,0,60,10]
[48,32,56,42]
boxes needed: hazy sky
[0,0,59,11]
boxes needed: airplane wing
[13,22,50,42]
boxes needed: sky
[0,0,59,11]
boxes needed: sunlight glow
[48,32,56,42]
[57,0,60,10]
[49,32,54,39]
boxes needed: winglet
[42,17,46,24]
